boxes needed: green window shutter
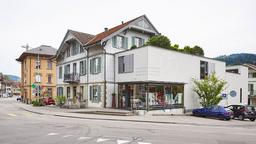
[132,36,135,47]
[141,38,145,46]
[98,85,101,102]
[124,37,128,49]
[89,86,92,101]
[97,57,101,73]
[90,59,93,74]
[112,36,117,48]
[84,60,87,75]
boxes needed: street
[0,98,256,144]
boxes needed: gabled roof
[69,30,95,45]
[16,45,57,61]
[86,15,159,46]
[244,63,256,71]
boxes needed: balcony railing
[64,73,80,83]
[248,90,256,97]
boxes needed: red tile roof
[86,16,142,46]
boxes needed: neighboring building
[16,45,57,103]
[55,15,248,113]
[243,64,256,106]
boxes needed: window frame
[90,85,101,103]
[90,57,101,74]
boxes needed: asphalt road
[0,97,256,144]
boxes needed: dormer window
[112,35,128,49]
[132,37,145,47]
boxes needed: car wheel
[238,115,244,121]
[250,118,255,121]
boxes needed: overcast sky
[0,0,255,76]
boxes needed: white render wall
[115,46,248,110]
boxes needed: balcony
[248,90,256,97]
[64,73,80,83]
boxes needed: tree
[192,73,227,107]
[192,45,204,56]
[146,35,171,49]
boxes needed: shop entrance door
[118,84,133,110]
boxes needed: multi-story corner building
[56,15,248,113]
[16,45,57,103]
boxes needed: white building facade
[55,15,248,113]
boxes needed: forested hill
[215,53,256,65]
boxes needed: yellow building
[16,45,57,103]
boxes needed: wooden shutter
[124,37,128,49]
[89,86,92,101]
[97,57,101,73]
[98,85,101,102]
[141,38,145,46]
[132,37,135,47]
[90,59,93,74]
[84,60,87,75]
[118,57,124,73]
[112,36,117,48]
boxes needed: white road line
[117,140,130,144]
[97,138,110,142]
[47,133,59,136]
[7,113,17,117]
[77,136,90,140]
[138,142,151,144]
[62,135,73,138]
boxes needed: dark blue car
[192,106,233,120]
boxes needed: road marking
[77,136,90,140]
[138,142,151,144]
[97,138,110,142]
[7,113,17,117]
[47,133,59,136]
[117,140,130,144]
[62,135,73,138]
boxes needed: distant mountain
[6,75,20,81]
[215,53,256,66]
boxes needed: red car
[43,97,55,105]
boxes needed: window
[47,75,52,84]
[226,69,239,74]
[80,45,84,53]
[47,60,52,69]
[90,57,101,74]
[200,61,208,79]
[253,73,256,78]
[59,66,62,79]
[90,85,101,103]
[67,87,70,98]
[80,60,86,75]
[47,88,52,97]
[64,64,70,74]
[73,63,77,73]
[240,88,243,103]
[35,86,41,97]
[57,87,63,96]
[112,35,128,49]
[35,59,41,69]
[79,86,84,100]
[66,48,70,57]
[71,42,79,56]
[132,37,145,47]
[118,54,134,73]
[73,86,77,98]
[35,74,41,83]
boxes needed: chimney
[104,27,108,32]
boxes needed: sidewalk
[15,102,256,128]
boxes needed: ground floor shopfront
[117,82,185,111]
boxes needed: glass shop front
[118,83,184,110]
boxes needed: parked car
[226,105,256,121]
[192,106,233,120]
[42,97,55,105]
